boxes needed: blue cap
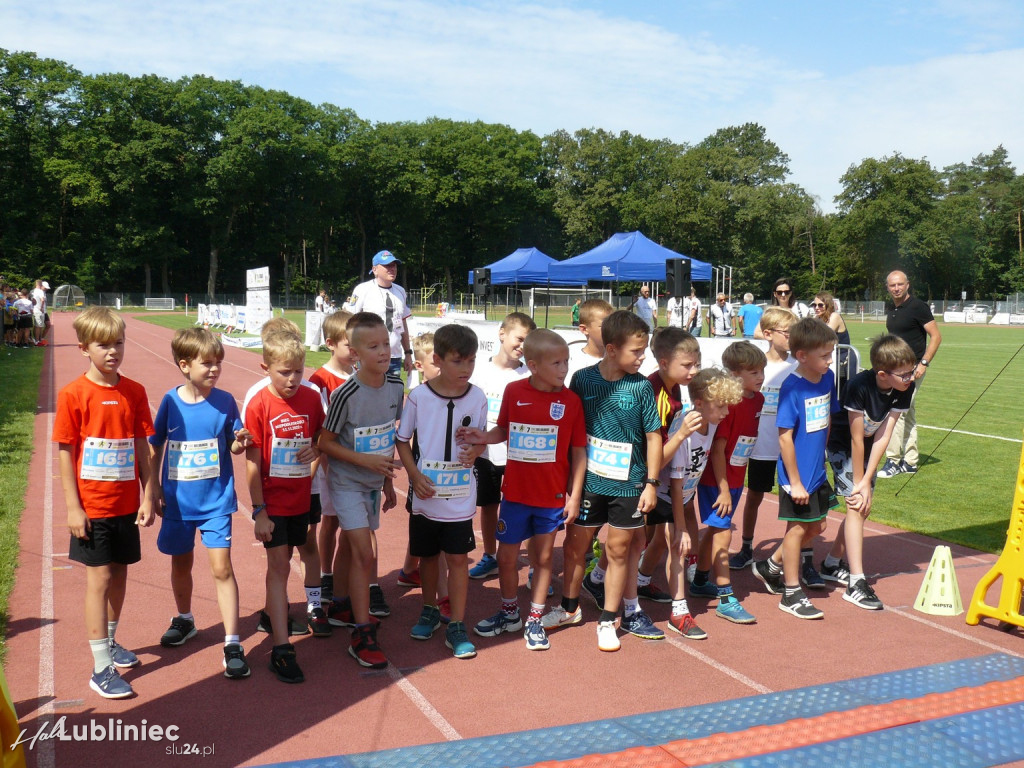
[371,250,401,271]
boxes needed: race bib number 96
[354,421,396,456]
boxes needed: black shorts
[576,492,645,530]
[15,315,32,331]
[264,512,310,549]
[408,514,476,558]
[69,512,141,566]
[646,496,673,526]
[473,457,505,507]
[746,458,777,493]
[778,482,833,523]
[308,493,323,526]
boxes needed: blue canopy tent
[467,247,577,285]
[547,231,711,283]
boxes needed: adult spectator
[877,270,941,478]
[708,293,735,337]
[684,286,703,336]
[314,289,327,312]
[31,279,50,346]
[629,284,658,329]
[665,288,684,328]
[349,250,414,375]
[754,277,810,338]
[736,293,762,338]
[811,290,850,380]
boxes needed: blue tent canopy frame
[547,231,711,284]
[468,247,578,286]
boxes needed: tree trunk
[207,207,238,301]
[161,260,170,294]
[144,262,152,296]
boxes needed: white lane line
[665,636,773,694]
[385,666,462,741]
[916,424,1022,443]
[887,606,1024,658]
[37,349,56,768]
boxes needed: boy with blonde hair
[691,343,764,623]
[150,329,252,678]
[468,312,535,580]
[823,335,917,610]
[568,299,613,380]
[752,318,839,619]
[53,307,157,698]
[461,330,587,650]
[663,369,740,637]
[245,331,325,681]
[729,307,797,570]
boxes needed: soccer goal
[521,287,611,322]
[144,297,175,310]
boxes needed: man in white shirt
[348,250,414,375]
[708,293,734,337]
[665,289,683,328]
[31,279,49,346]
[630,284,658,330]
[684,287,703,336]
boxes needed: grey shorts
[328,489,381,531]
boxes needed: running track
[6,312,1023,768]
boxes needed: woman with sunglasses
[812,291,851,382]
[754,278,810,338]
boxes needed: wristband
[404,349,413,355]
[251,504,267,519]
[643,478,660,488]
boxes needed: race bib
[354,421,396,456]
[485,390,503,427]
[729,436,756,467]
[586,435,631,481]
[666,402,693,439]
[862,414,883,437]
[421,460,472,499]
[804,394,830,433]
[269,437,312,478]
[682,474,700,502]
[81,437,135,482]
[507,423,557,463]
[167,439,220,481]
[762,387,781,416]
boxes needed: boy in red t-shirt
[307,310,353,609]
[245,331,324,683]
[52,307,157,699]
[691,341,766,623]
[459,330,587,650]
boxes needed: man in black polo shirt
[878,270,942,477]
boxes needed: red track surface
[6,313,1023,768]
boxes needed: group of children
[4,280,48,348]
[55,293,919,698]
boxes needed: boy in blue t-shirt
[150,329,253,678]
[752,318,840,620]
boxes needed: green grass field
[137,311,1024,553]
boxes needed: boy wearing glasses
[821,335,917,610]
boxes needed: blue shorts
[496,501,564,544]
[696,485,744,529]
[158,514,233,556]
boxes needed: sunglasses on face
[810,302,826,308]
[775,289,791,296]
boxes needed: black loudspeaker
[473,268,491,296]
[665,257,690,296]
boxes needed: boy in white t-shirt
[467,312,535,580]
[396,324,488,659]
[567,299,613,381]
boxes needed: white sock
[224,635,240,646]
[106,620,118,643]
[179,612,194,621]
[90,638,112,674]
[637,571,652,587]
[671,599,690,616]
[849,573,865,585]
[591,565,606,584]
[623,597,639,618]
[305,586,321,611]
[824,555,841,568]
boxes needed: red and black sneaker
[307,607,332,637]
[349,624,388,669]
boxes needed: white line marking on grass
[917,424,1022,443]
[665,636,772,694]
[887,606,1024,658]
[37,352,56,768]
[385,665,463,740]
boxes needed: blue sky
[3,0,1022,211]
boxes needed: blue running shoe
[89,665,133,699]
[524,620,550,651]
[473,610,523,637]
[445,621,477,659]
[109,640,140,669]
[621,610,664,640]
[688,580,720,599]
[469,553,499,580]
[410,605,442,640]
[716,596,756,624]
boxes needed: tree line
[2,48,1022,304]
